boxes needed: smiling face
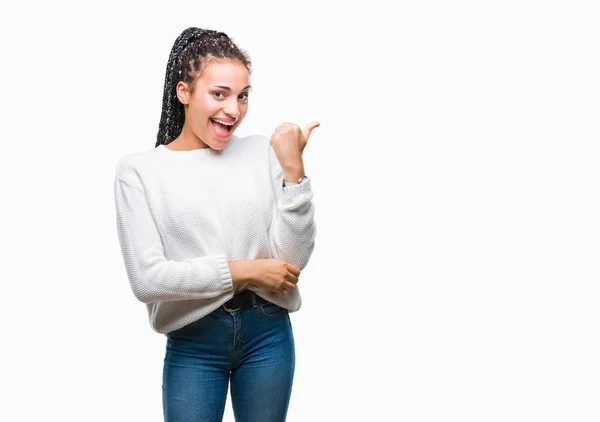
[176,58,251,150]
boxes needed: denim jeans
[162,297,295,422]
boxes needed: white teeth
[211,118,234,126]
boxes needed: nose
[224,98,240,120]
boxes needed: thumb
[302,121,320,141]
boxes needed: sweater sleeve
[267,143,317,270]
[114,160,233,304]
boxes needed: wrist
[228,260,256,287]
[283,165,305,183]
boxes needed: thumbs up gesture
[270,122,320,178]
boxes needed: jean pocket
[258,301,286,317]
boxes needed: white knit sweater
[113,133,316,334]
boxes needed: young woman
[113,27,319,421]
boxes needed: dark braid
[155,27,252,147]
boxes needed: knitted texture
[114,134,316,334]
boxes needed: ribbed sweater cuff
[215,254,233,292]
[280,176,312,210]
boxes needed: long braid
[155,27,252,147]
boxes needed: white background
[1,0,598,421]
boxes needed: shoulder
[114,146,158,184]
[228,133,273,165]
[231,133,270,151]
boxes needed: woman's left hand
[270,121,320,171]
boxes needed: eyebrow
[213,85,252,91]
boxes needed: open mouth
[210,118,234,138]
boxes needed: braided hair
[155,27,252,147]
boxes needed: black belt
[222,290,266,312]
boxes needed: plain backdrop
[1,0,599,421]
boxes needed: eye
[213,91,249,102]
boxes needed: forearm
[268,142,316,270]
[115,173,234,304]
[269,178,316,269]
[282,161,305,183]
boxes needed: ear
[176,81,191,105]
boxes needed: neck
[167,126,210,151]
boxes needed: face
[177,59,250,150]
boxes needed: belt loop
[223,300,242,312]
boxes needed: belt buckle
[223,291,255,312]
[223,292,247,312]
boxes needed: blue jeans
[162,297,295,422]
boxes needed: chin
[209,137,231,151]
